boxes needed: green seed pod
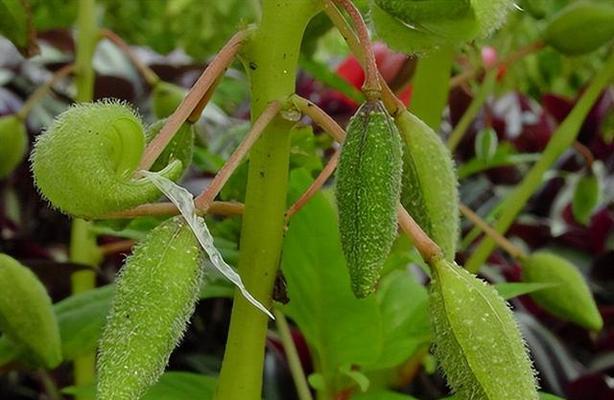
[97,216,203,400]
[336,100,403,298]
[0,254,62,369]
[0,115,27,178]
[543,1,614,56]
[429,258,538,400]
[396,111,459,260]
[521,251,602,331]
[374,0,473,23]
[571,172,600,226]
[31,101,184,219]
[145,119,194,175]
[152,81,187,119]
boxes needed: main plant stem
[70,0,99,395]
[214,2,316,399]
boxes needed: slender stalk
[138,29,250,172]
[466,52,614,272]
[100,29,160,86]
[71,0,99,395]
[447,69,497,151]
[273,308,313,400]
[459,203,525,259]
[286,148,340,221]
[410,46,454,130]
[332,0,380,97]
[291,95,345,142]
[194,101,281,211]
[102,200,244,219]
[214,2,318,399]
[449,40,545,88]
[573,141,594,168]
[98,239,135,256]
[16,64,75,120]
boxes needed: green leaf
[494,282,558,300]
[282,169,383,388]
[0,0,38,56]
[369,270,430,370]
[340,365,370,392]
[354,390,418,400]
[572,172,600,226]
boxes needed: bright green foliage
[31,101,183,219]
[543,1,614,56]
[336,100,403,298]
[97,216,203,400]
[572,172,600,225]
[0,254,61,369]
[0,115,27,178]
[146,119,194,174]
[151,81,186,119]
[397,111,459,260]
[521,251,603,331]
[429,258,538,400]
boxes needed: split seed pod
[429,258,538,400]
[97,216,203,400]
[336,100,402,298]
[396,110,459,260]
[0,115,27,178]
[0,254,62,368]
[31,101,185,219]
[543,1,614,56]
[521,251,602,331]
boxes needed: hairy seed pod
[152,81,187,119]
[429,258,538,400]
[543,1,614,56]
[146,119,194,174]
[97,216,203,400]
[396,111,459,260]
[0,115,27,178]
[521,251,602,331]
[374,0,472,23]
[336,100,403,298]
[0,254,62,368]
[31,101,184,219]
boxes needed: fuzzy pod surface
[543,1,614,56]
[0,254,62,368]
[31,101,184,219]
[429,258,538,400]
[397,111,459,260]
[336,100,402,298]
[0,115,27,178]
[521,251,602,331]
[97,216,203,400]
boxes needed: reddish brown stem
[193,101,282,211]
[16,64,75,120]
[100,29,160,87]
[102,201,244,219]
[332,0,381,98]
[137,29,250,172]
[573,141,594,168]
[286,148,340,221]
[99,240,135,256]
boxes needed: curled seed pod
[31,101,184,219]
[396,111,459,260]
[429,258,538,400]
[0,115,27,178]
[152,81,187,119]
[543,1,614,56]
[336,100,403,298]
[145,119,194,175]
[97,216,203,400]
[521,251,603,331]
[0,254,62,368]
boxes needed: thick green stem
[409,46,454,130]
[214,1,317,399]
[70,0,99,396]
[466,52,614,273]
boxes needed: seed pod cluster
[97,216,203,400]
[429,258,538,400]
[543,1,614,56]
[521,251,603,331]
[0,254,62,368]
[0,115,27,179]
[396,111,459,260]
[336,100,402,298]
[31,101,186,219]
